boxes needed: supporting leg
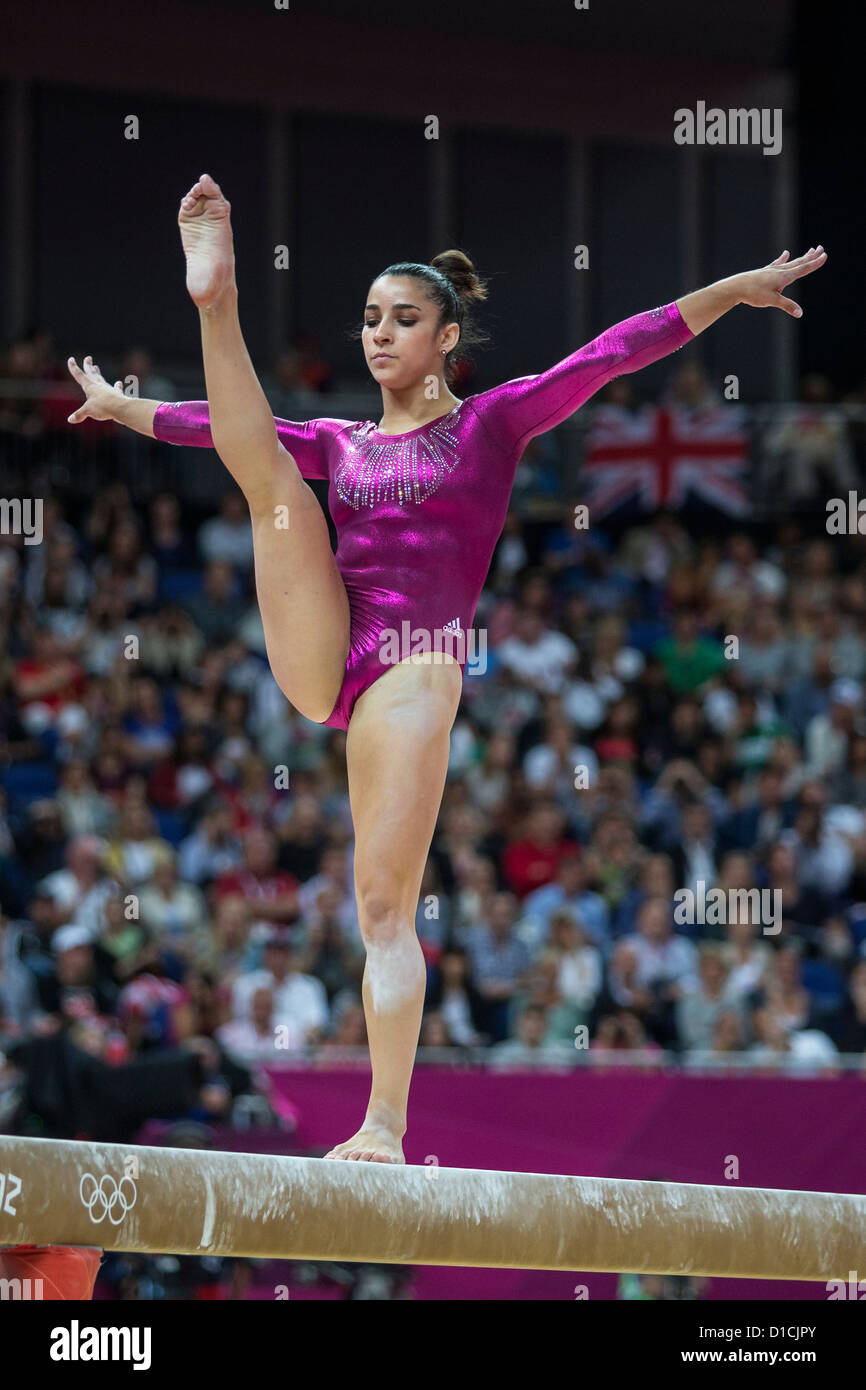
[324,656,462,1162]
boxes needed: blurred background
[1,0,865,1301]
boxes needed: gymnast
[67,172,826,1163]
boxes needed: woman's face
[362,275,458,391]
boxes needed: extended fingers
[789,245,827,277]
[67,354,102,383]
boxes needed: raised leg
[324,655,462,1162]
[179,173,349,722]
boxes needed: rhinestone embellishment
[335,404,463,509]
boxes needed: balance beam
[1,1136,864,1280]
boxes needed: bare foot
[178,172,236,310]
[323,1125,405,1164]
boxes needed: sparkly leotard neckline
[336,401,468,509]
[153,302,694,730]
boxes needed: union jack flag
[581,403,750,518]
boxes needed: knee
[356,883,411,942]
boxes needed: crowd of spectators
[2,329,866,1146]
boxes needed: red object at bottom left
[0,1245,102,1300]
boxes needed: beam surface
[1,1136,864,1280]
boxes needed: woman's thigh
[250,443,351,723]
[345,656,463,916]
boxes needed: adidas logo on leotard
[442,617,462,634]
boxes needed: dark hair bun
[430,249,488,304]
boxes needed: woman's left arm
[676,246,827,335]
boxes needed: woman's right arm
[66,354,334,480]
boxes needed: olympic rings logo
[79,1172,138,1226]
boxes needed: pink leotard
[153,301,693,729]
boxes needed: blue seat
[2,760,59,803]
[158,568,204,602]
[153,808,187,847]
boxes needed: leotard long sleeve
[154,301,693,728]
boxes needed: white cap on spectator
[51,924,94,954]
[830,678,861,707]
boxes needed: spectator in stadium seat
[591,1008,661,1059]
[522,715,598,802]
[736,599,790,693]
[230,926,328,1042]
[275,793,327,881]
[38,834,117,936]
[298,843,359,939]
[830,730,866,805]
[502,800,577,900]
[198,491,254,572]
[36,923,119,1023]
[522,852,610,951]
[425,946,484,1047]
[103,800,172,887]
[803,678,862,780]
[13,625,87,733]
[208,894,251,984]
[82,588,142,678]
[719,903,773,999]
[488,1002,574,1065]
[122,675,180,769]
[747,1005,839,1070]
[705,1008,748,1057]
[142,604,206,682]
[710,532,786,605]
[56,759,114,837]
[91,516,158,613]
[185,560,248,645]
[758,948,815,1034]
[302,897,364,1002]
[136,849,209,953]
[178,799,242,886]
[716,764,793,854]
[217,984,299,1064]
[496,606,578,695]
[116,946,193,1052]
[466,891,531,1043]
[613,852,675,940]
[617,895,698,1045]
[825,960,866,1052]
[547,912,603,1027]
[653,607,725,696]
[214,827,299,923]
[675,945,746,1053]
[147,491,196,571]
[669,800,718,898]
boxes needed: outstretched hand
[737,246,827,317]
[66,355,126,423]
